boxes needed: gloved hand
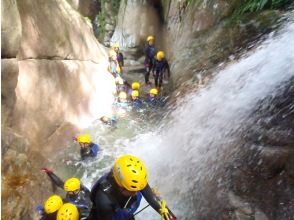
[160,200,172,220]
[41,168,53,174]
[35,205,45,215]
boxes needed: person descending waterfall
[89,154,177,220]
[131,90,143,109]
[153,51,170,91]
[109,49,122,78]
[112,43,124,72]
[57,203,79,220]
[41,168,92,220]
[144,35,156,86]
[74,134,99,160]
[36,194,63,220]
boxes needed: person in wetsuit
[74,134,99,160]
[89,154,177,220]
[41,168,91,220]
[37,194,63,220]
[144,35,156,85]
[131,90,143,109]
[153,51,170,91]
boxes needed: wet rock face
[230,78,294,219]
[111,0,161,48]
[16,0,106,61]
[163,1,282,88]
[1,0,21,58]
[1,129,51,220]
[1,0,115,219]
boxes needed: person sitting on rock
[144,35,156,86]
[153,51,170,91]
[41,168,91,220]
[108,49,122,78]
[74,134,99,160]
[131,90,143,109]
[36,194,63,220]
[56,203,79,220]
[112,42,124,72]
[88,154,177,220]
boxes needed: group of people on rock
[37,154,177,220]
[37,36,176,220]
[144,35,170,90]
[102,35,170,125]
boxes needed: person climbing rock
[36,194,63,220]
[112,43,124,72]
[153,51,170,91]
[74,134,99,160]
[57,203,79,220]
[131,90,143,109]
[109,49,122,78]
[41,168,92,220]
[144,35,156,86]
[88,154,177,220]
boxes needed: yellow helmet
[77,134,91,144]
[150,88,158,95]
[131,90,139,97]
[113,155,148,191]
[111,42,120,49]
[118,91,127,100]
[131,82,140,90]
[64,178,81,192]
[44,195,63,214]
[57,203,79,220]
[156,51,165,61]
[109,49,117,59]
[146,35,155,42]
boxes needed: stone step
[123,64,145,74]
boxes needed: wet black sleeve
[46,172,64,189]
[94,189,115,220]
[141,184,161,213]
[141,184,177,219]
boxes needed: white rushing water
[129,16,294,219]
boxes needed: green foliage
[238,0,290,14]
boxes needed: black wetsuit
[89,172,175,220]
[45,171,92,220]
[39,212,57,220]
[144,44,156,84]
[153,58,170,88]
